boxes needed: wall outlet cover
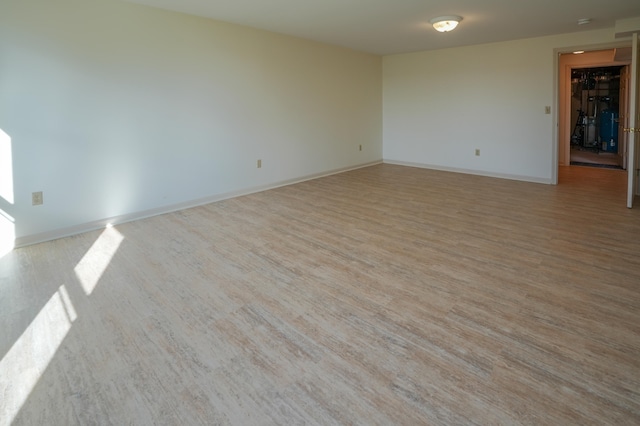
[32,191,43,206]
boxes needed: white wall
[383,28,621,183]
[0,0,382,245]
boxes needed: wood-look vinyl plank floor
[1,163,640,425]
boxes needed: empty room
[2,0,640,424]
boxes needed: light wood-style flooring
[1,164,640,425]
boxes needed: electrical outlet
[545,106,551,114]
[257,159,262,168]
[475,149,480,156]
[32,191,43,206]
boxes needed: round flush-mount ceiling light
[429,15,462,32]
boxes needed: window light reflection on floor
[0,285,77,423]
[74,225,124,295]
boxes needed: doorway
[569,66,623,169]
[558,47,631,172]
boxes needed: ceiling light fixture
[429,16,462,33]
[577,18,591,25]
[573,50,585,54]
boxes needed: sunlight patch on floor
[74,225,124,295]
[0,284,77,423]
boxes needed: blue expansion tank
[599,109,618,153]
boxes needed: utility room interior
[559,47,632,170]
[570,65,623,168]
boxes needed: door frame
[552,41,631,185]
[626,33,639,208]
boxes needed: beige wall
[0,0,383,245]
[383,28,628,183]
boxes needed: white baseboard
[15,161,382,248]
[383,160,553,185]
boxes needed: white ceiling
[123,0,640,55]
